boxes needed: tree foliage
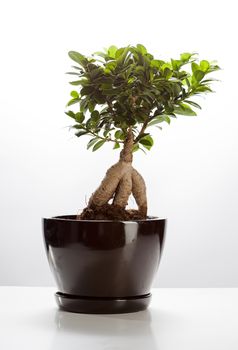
[65,44,220,152]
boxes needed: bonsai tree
[65,44,220,220]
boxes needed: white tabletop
[0,287,237,350]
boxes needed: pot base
[55,292,152,314]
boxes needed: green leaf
[194,70,205,82]
[80,98,88,112]
[184,100,201,109]
[75,112,85,123]
[132,143,140,153]
[195,85,212,93]
[71,65,82,71]
[103,129,110,137]
[180,52,193,62]
[135,66,145,73]
[108,45,118,58]
[115,47,125,59]
[75,131,88,137]
[164,67,173,79]
[93,51,107,58]
[113,141,120,149]
[70,90,79,98]
[86,117,99,129]
[191,62,200,73]
[67,98,80,106]
[92,139,106,151]
[104,61,116,72]
[150,59,164,69]
[171,59,182,70]
[80,86,93,96]
[174,103,197,116]
[69,80,87,86]
[148,118,161,126]
[114,130,124,139]
[163,115,170,124]
[87,137,99,149]
[65,110,75,119]
[136,44,147,55]
[72,124,84,130]
[91,110,100,120]
[139,135,154,150]
[202,78,219,83]
[161,63,172,71]
[68,51,87,66]
[209,64,221,72]
[148,115,170,126]
[66,72,81,76]
[116,46,130,65]
[200,60,210,72]
[88,101,96,113]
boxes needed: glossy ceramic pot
[43,215,166,314]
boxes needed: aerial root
[131,168,147,217]
[113,168,133,208]
[77,163,147,220]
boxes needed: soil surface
[78,204,146,221]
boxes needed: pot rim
[43,214,167,223]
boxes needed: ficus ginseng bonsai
[65,44,220,221]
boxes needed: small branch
[79,126,124,144]
[134,117,152,144]
[91,131,124,144]
[106,98,117,117]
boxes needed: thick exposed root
[78,166,148,221]
[113,169,132,207]
[77,128,148,221]
[88,161,131,208]
[88,128,134,210]
[131,168,147,218]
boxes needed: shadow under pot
[42,215,166,314]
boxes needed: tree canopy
[65,44,220,152]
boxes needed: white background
[0,0,237,287]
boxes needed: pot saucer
[55,292,152,314]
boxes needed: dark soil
[78,204,146,221]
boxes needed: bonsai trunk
[79,128,148,220]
